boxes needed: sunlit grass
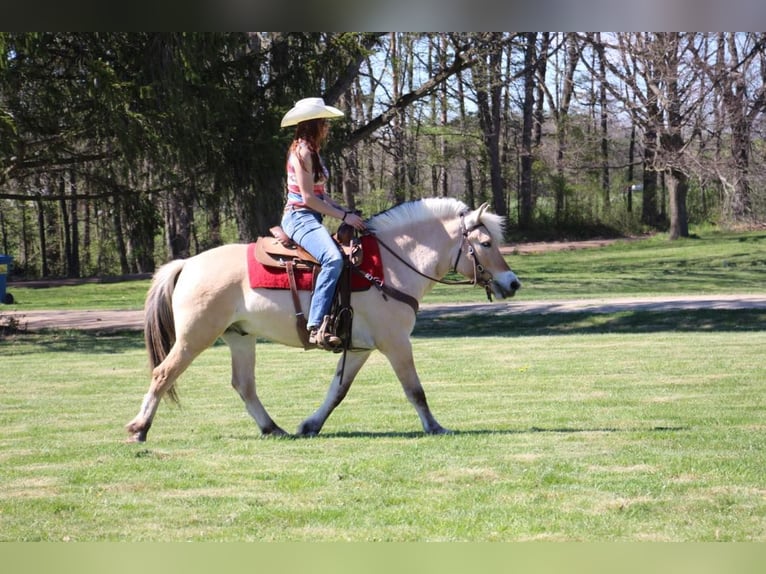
[426,229,766,304]
[2,320,765,541]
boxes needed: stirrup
[309,315,343,351]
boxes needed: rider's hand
[343,211,366,231]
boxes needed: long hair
[288,119,328,182]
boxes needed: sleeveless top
[286,140,329,209]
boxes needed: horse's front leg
[297,350,372,436]
[381,337,449,435]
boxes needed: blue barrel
[0,255,13,304]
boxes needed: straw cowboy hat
[280,97,344,128]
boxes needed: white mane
[367,197,506,243]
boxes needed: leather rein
[355,213,497,314]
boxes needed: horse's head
[456,203,521,300]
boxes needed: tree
[702,33,766,221]
[538,33,581,223]
[595,33,701,237]
[470,33,508,219]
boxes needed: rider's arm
[290,147,365,230]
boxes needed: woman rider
[280,97,366,350]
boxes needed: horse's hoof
[125,432,147,444]
[262,425,289,438]
[126,420,149,442]
[296,421,321,437]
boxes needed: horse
[126,197,521,442]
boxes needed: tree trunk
[487,42,505,217]
[204,179,223,250]
[111,194,130,275]
[661,33,689,239]
[667,168,689,239]
[534,33,550,148]
[390,33,406,204]
[69,171,80,277]
[0,209,7,256]
[472,32,508,219]
[439,36,449,198]
[123,191,157,272]
[82,185,91,274]
[627,122,636,213]
[342,147,360,212]
[723,33,753,218]
[35,191,49,277]
[595,34,610,204]
[20,202,30,270]
[166,185,193,259]
[519,32,536,230]
[456,68,475,209]
[642,115,661,227]
[58,175,72,276]
[233,167,285,242]
[553,33,580,223]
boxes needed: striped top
[286,140,329,209]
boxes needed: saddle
[254,224,362,270]
[253,224,364,351]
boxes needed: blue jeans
[281,209,343,329]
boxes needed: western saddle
[253,224,362,351]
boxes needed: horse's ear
[464,202,489,230]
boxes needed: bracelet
[341,211,349,222]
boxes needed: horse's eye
[481,241,492,248]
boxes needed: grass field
[1,229,765,542]
[1,309,765,541]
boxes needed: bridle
[367,212,499,309]
[451,212,498,301]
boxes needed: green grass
[427,229,766,304]
[4,229,766,310]
[4,279,149,310]
[512,230,766,299]
[1,229,765,541]
[1,310,765,541]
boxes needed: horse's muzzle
[491,271,522,299]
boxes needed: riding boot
[309,315,342,351]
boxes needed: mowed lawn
[1,229,765,541]
[1,315,765,541]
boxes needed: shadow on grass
[217,426,689,442]
[4,309,763,354]
[413,309,766,338]
[220,426,688,441]
[1,330,145,355]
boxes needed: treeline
[1,32,764,278]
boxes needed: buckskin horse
[126,197,521,442]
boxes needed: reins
[364,212,497,305]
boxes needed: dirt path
[4,238,764,333]
[5,294,766,333]
[500,237,626,255]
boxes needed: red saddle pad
[247,234,383,291]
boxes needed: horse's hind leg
[126,341,202,443]
[222,332,287,437]
[297,350,372,436]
